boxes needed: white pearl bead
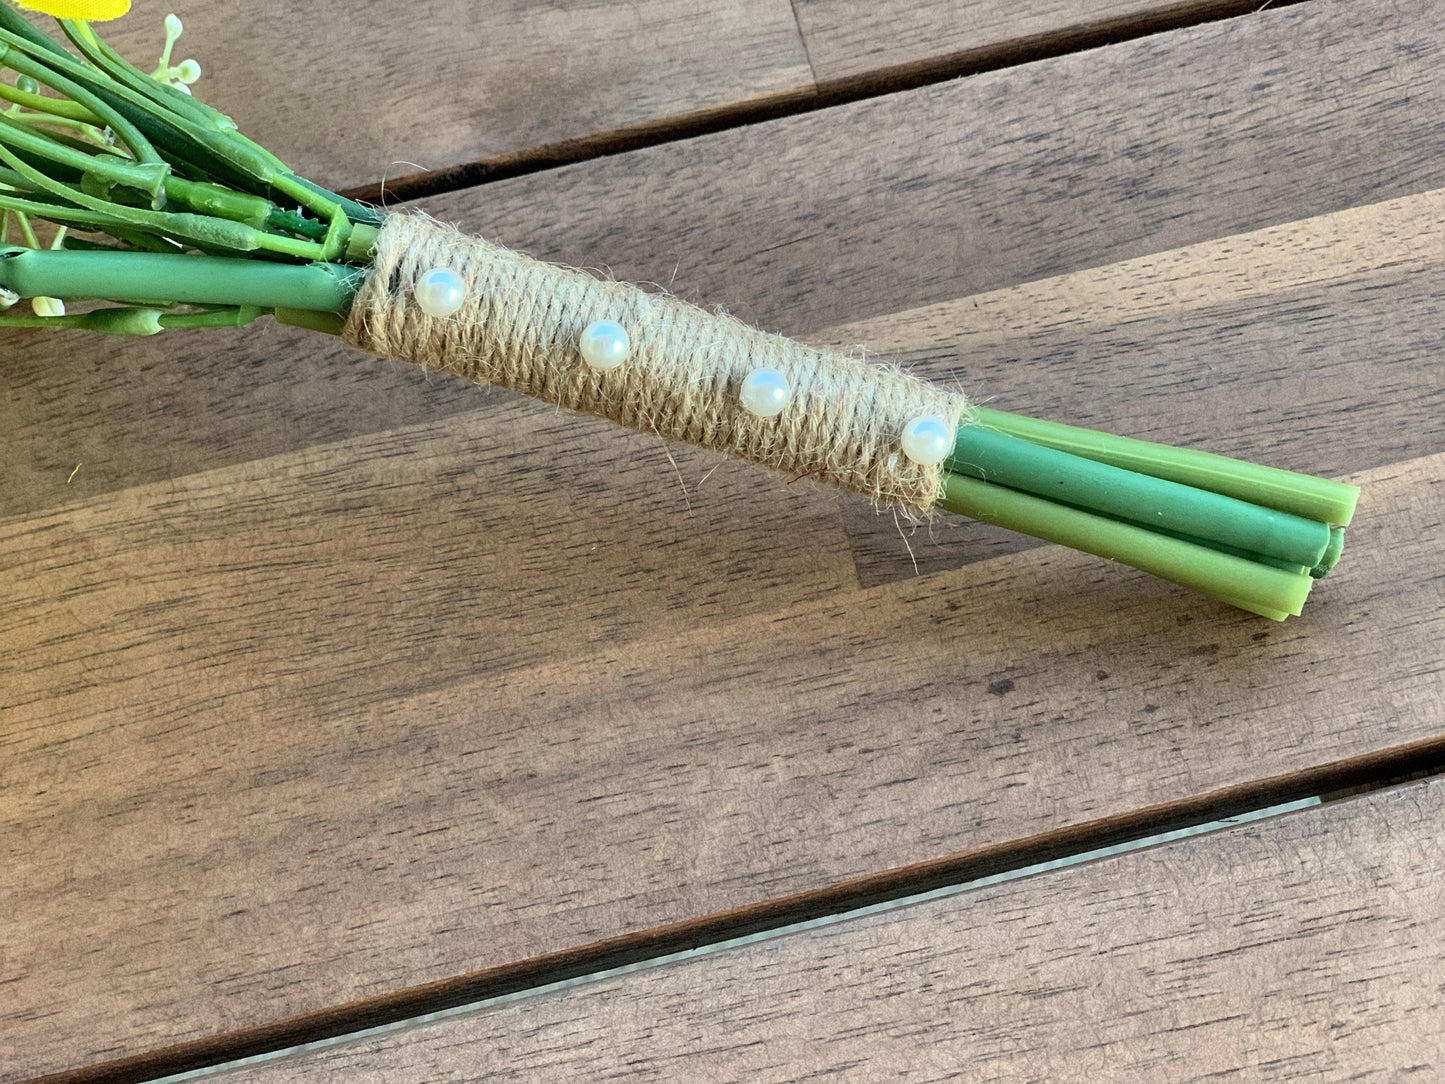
[414,267,466,317]
[579,319,630,370]
[739,368,791,417]
[900,416,953,466]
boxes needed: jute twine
[343,214,969,512]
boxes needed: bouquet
[0,0,1359,620]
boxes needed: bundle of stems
[0,2,1359,619]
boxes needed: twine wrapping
[343,214,969,512]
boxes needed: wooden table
[4,0,1443,1079]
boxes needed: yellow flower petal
[13,0,131,20]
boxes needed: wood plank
[4,444,1442,1079]
[96,0,814,194]
[434,0,1445,336]
[794,0,1268,85]
[0,407,858,721]
[7,0,1445,524]
[824,189,1445,583]
[230,780,1445,1082]
[90,0,1273,197]
[8,1,1445,1075]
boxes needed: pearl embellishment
[739,368,791,417]
[414,267,466,317]
[579,319,630,370]
[900,416,953,466]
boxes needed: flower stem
[274,306,346,335]
[0,36,160,163]
[0,81,95,121]
[970,407,1359,526]
[158,305,267,329]
[0,109,168,202]
[59,18,234,136]
[948,425,1332,568]
[0,245,360,310]
[937,472,1314,619]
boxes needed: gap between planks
[5,4,1439,1081]
[29,734,1445,1084]
[212,775,1445,1082]
[6,271,1442,1078]
[343,0,1314,207]
[9,0,1438,523]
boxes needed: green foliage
[0,7,378,325]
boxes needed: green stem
[0,186,138,230]
[1313,527,1345,579]
[2,304,266,335]
[265,205,328,240]
[971,407,1360,527]
[59,19,235,135]
[158,305,267,329]
[268,172,355,251]
[274,306,346,335]
[0,81,95,121]
[163,175,271,226]
[14,207,38,247]
[0,139,198,242]
[0,137,324,257]
[0,246,360,310]
[0,306,163,335]
[938,472,1313,619]
[0,5,71,60]
[0,110,168,203]
[282,171,385,229]
[5,112,116,147]
[248,230,325,260]
[274,171,384,229]
[949,426,1332,568]
[1,29,275,194]
[0,39,159,164]
[1125,523,1309,575]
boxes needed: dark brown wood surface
[4,0,1443,1080]
[4,271,1441,1077]
[827,190,1445,582]
[794,0,1271,84]
[96,0,1290,196]
[7,0,1445,526]
[229,781,1445,1082]
[99,0,815,194]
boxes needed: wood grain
[6,1,1445,1077]
[794,0,1269,85]
[824,190,1445,583]
[93,0,813,194]
[86,0,1282,197]
[432,0,1445,337]
[228,779,1445,1082]
[7,0,1445,527]
[4,443,1442,1079]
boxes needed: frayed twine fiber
[343,214,969,512]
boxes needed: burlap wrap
[343,214,969,512]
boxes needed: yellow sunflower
[13,0,130,20]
